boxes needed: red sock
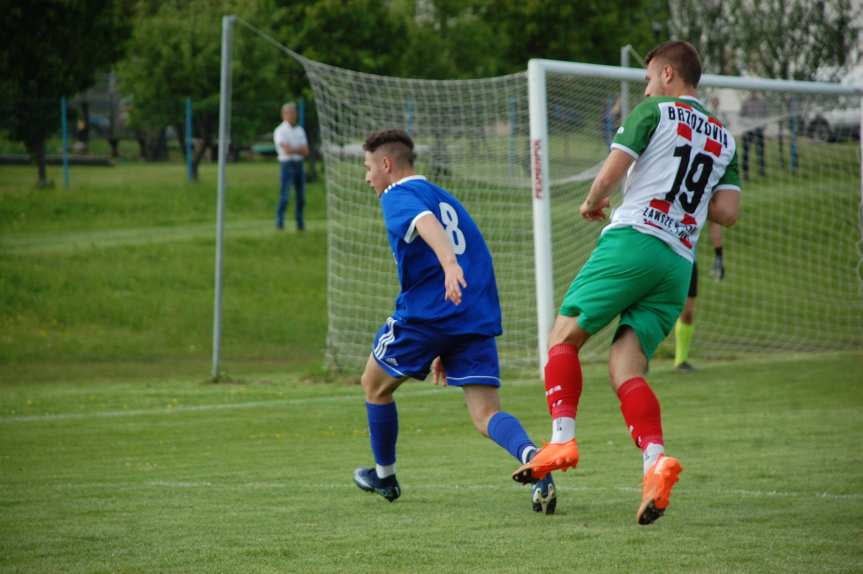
[617,377,664,450]
[544,343,583,419]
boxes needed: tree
[395,0,505,79]
[117,0,290,178]
[671,0,861,80]
[0,0,132,186]
[668,0,739,75]
[730,0,861,81]
[474,0,669,73]
[276,0,406,76]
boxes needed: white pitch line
[47,479,862,501]
[1,219,326,255]
[0,377,552,424]
[0,386,455,423]
[135,480,863,501]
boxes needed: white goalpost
[213,15,863,379]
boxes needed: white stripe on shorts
[373,317,397,359]
[444,375,501,383]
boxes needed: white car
[807,107,859,142]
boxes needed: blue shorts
[371,317,500,386]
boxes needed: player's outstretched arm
[708,189,739,227]
[415,213,467,305]
[581,149,633,221]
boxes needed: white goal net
[294,55,862,374]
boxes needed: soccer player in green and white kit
[513,41,741,525]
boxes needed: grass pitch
[1,353,861,573]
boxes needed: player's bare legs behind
[360,353,405,405]
[608,326,649,390]
[353,354,406,502]
[549,314,592,350]
[461,384,501,436]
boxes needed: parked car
[805,90,860,143]
[807,107,859,142]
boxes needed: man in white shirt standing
[273,102,309,231]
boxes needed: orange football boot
[512,440,579,484]
[636,455,683,525]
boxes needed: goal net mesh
[297,55,863,373]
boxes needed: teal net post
[298,97,305,128]
[508,96,517,176]
[789,96,799,173]
[405,98,415,136]
[60,96,69,189]
[186,98,194,181]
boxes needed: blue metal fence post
[186,98,194,180]
[405,98,415,136]
[61,96,69,189]
[789,96,799,173]
[298,97,305,128]
[508,96,517,176]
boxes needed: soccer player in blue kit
[352,129,556,514]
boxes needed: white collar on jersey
[678,94,703,106]
[382,174,426,195]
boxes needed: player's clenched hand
[580,196,610,221]
[431,357,447,386]
[443,262,467,305]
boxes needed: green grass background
[0,163,327,382]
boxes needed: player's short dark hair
[645,41,702,88]
[363,129,416,166]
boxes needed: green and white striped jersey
[607,95,740,262]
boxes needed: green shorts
[560,226,692,359]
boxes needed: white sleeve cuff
[610,143,640,159]
[714,184,741,192]
[404,211,433,243]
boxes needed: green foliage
[396,1,504,79]
[118,0,298,173]
[474,0,669,73]
[0,0,132,183]
[671,0,862,79]
[274,0,668,79]
[731,0,862,80]
[110,0,670,167]
[282,0,406,75]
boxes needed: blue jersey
[379,175,502,337]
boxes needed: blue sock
[487,411,535,463]
[366,401,398,467]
